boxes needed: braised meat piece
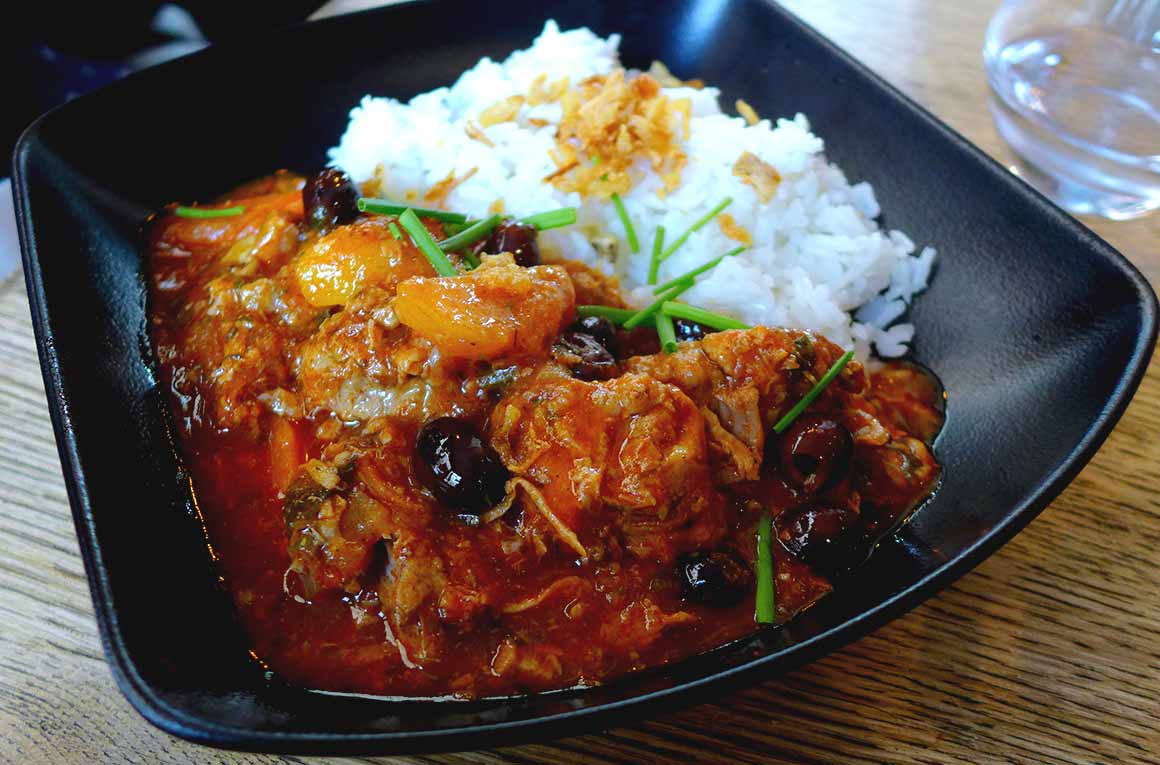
[625,327,860,483]
[489,366,727,564]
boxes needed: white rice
[328,21,934,359]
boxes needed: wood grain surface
[2,1,1158,763]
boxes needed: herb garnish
[358,198,467,223]
[519,207,578,231]
[577,305,636,324]
[655,313,678,353]
[174,205,245,219]
[611,193,639,254]
[756,512,775,625]
[622,280,695,329]
[438,214,501,252]
[398,209,458,277]
[647,225,666,285]
[659,302,748,330]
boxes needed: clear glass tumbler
[983,0,1160,219]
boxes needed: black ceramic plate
[13,0,1157,755]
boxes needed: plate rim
[12,0,1158,753]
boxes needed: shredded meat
[294,287,473,423]
[552,259,628,307]
[489,366,727,563]
[625,327,865,482]
[149,192,321,436]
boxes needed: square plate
[13,0,1156,754]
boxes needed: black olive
[673,318,711,343]
[480,222,540,266]
[575,315,616,351]
[414,417,510,515]
[679,549,754,606]
[777,414,853,493]
[776,505,863,574]
[613,325,661,358]
[303,168,360,233]
[554,331,617,381]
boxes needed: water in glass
[984,0,1160,219]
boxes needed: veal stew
[146,169,942,698]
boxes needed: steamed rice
[328,21,934,359]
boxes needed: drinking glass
[983,0,1160,219]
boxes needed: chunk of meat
[152,189,305,258]
[281,432,464,665]
[489,366,726,563]
[855,436,940,530]
[394,254,576,361]
[865,362,946,443]
[293,287,482,423]
[149,187,324,437]
[377,530,449,666]
[625,327,865,482]
[284,448,394,595]
[552,259,627,307]
[163,268,322,436]
[282,428,560,667]
[293,216,439,307]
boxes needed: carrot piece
[269,417,304,492]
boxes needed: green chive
[174,205,245,219]
[388,221,402,240]
[519,207,577,231]
[441,220,472,236]
[461,250,481,270]
[772,349,856,434]
[658,197,733,262]
[398,209,458,277]
[577,305,636,324]
[647,225,666,285]
[655,313,678,353]
[358,198,467,223]
[438,214,501,251]
[756,512,775,625]
[610,193,639,254]
[623,280,695,330]
[659,302,749,331]
[653,246,746,294]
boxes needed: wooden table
[3,1,1158,762]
